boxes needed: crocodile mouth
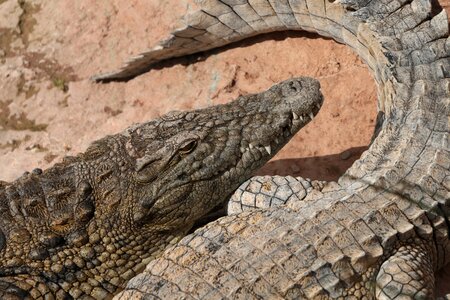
[183,101,324,224]
[239,96,323,164]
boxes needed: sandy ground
[0,0,449,295]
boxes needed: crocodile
[0,77,323,299]
[94,0,450,299]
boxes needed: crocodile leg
[376,241,436,299]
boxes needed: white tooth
[249,143,254,149]
[292,112,299,120]
[300,116,304,122]
[264,145,271,155]
[316,103,321,109]
[275,138,279,144]
[309,112,314,120]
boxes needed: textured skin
[227,175,325,215]
[94,0,450,299]
[0,77,323,299]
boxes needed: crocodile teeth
[264,145,271,155]
[300,115,304,121]
[309,112,314,120]
[292,112,299,120]
[249,143,254,149]
[316,103,321,109]
[275,138,279,144]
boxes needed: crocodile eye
[179,140,197,155]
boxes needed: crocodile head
[125,77,323,231]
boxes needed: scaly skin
[227,175,326,215]
[95,0,450,299]
[0,77,323,299]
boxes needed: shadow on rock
[257,146,368,182]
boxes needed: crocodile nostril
[289,80,302,92]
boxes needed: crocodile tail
[92,0,335,81]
